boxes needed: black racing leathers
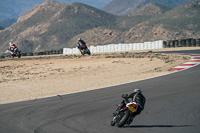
[128,92,146,115]
[118,92,146,116]
[77,40,86,50]
[128,92,145,109]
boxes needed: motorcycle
[111,94,138,127]
[78,44,91,55]
[6,48,21,58]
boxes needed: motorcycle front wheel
[110,116,117,126]
[117,110,130,127]
[17,52,21,58]
[84,48,91,55]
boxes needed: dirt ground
[0,47,198,104]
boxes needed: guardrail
[0,49,63,58]
[163,38,200,48]
[21,49,63,56]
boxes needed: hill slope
[114,3,171,30]
[103,0,199,15]
[128,3,171,16]
[0,1,116,54]
[0,0,112,21]
[66,1,200,46]
[0,1,200,55]
[118,1,200,43]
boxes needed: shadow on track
[124,125,195,128]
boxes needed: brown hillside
[103,0,199,15]
[0,1,115,54]
[103,0,146,16]
[0,1,200,55]
[128,3,171,16]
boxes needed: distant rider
[8,42,18,55]
[116,88,146,119]
[77,38,86,54]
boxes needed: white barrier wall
[63,40,164,55]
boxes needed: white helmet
[9,42,13,46]
[133,88,142,93]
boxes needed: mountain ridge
[103,0,200,15]
[119,1,200,43]
[0,1,116,54]
[0,1,200,55]
[128,3,172,16]
[0,0,112,21]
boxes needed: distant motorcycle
[6,49,21,58]
[78,44,91,55]
[111,95,138,127]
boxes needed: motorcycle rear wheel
[81,51,84,55]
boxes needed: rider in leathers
[116,88,146,118]
[8,42,18,55]
[77,38,86,54]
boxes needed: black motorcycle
[78,44,91,55]
[111,94,138,127]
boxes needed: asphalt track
[0,50,200,133]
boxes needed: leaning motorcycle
[78,44,91,55]
[111,94,138,127]
[8,48,21,58]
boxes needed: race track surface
[0,50,200,133]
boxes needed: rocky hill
[0,0,112,28]
[103,0,199,15]
[0,1,115,54]
[0,0,112,21]
[67,1,200,46]
[118,1,200,43]
[113,3,171,30]
[128,3,171,16]
[0,1,200,55]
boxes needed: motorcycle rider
[8,42,18,55]
[116,88,146,120]
[77,38,86,54]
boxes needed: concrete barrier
[63,40,164,55]
[63,39,200,55]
